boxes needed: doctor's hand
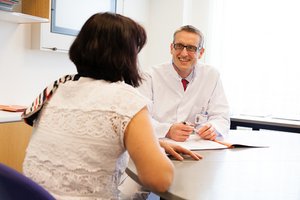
[197,123,217,140]
[166,122,194,142]
[159,140,203,161]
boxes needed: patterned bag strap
[22,74,81,126]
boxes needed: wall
[118,0,150,70]
[0,21,75,106]
[145,0,184,69]
[187,0,212,64]
[145,0,211,69]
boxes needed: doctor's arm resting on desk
[138,76,229,142]
[196,77,230,140]
[168,103,230,141]
[165,71,230,141]
[194,78,230,140]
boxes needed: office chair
[0,162,55,200]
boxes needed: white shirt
[23,77,148,200]
[138,62,230,138]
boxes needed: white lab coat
[138,62,230,138]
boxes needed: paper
[162,135,228,150]
[162,134,268,150]
[0,104,26,112]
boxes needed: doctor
[138,25,230,142]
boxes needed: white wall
[145,0,211,69]
[186,0,212,64]
[118,0,151,70]
[145,0,184,69]
[0,21,75,106]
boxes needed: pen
[182,121,198,134]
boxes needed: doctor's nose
[179,48,189,56]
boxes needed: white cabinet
[31,0,118,53]
[31,22,74,52]
[0,0,64,52]
[30,0,74,53]
[29,0,149,53]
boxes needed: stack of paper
[0,0,20,11]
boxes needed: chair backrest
[0,162,55,200]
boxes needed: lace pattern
[23,79,147,199]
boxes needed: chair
[0,162,55,200]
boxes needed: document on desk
[162,134,269,151]
[0,104,27,112]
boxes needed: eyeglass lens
[173,43,199,52]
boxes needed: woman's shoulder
[112,82,148,104]
[56,78,148,112]
[111,81,144,96]
[103,82,149,116]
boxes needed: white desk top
[126,130,300,200]
[0,110,22,123]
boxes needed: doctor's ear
[198,48,205,59]
[170,43,174,54]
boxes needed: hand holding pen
[166,121,217,142]
[166,122,194,142]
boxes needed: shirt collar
[184,69,195,82]
[170,61,197,83]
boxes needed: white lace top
[23,77,148,200]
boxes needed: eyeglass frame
[172,43,202,53]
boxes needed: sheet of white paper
[162,134,227,150]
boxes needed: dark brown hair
[69,12,147,87]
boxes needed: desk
[126,130,300,200]
[230,115,300,133]
[0,110,22,123]
[0,111,32,172]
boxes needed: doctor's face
[170,31,204,78]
